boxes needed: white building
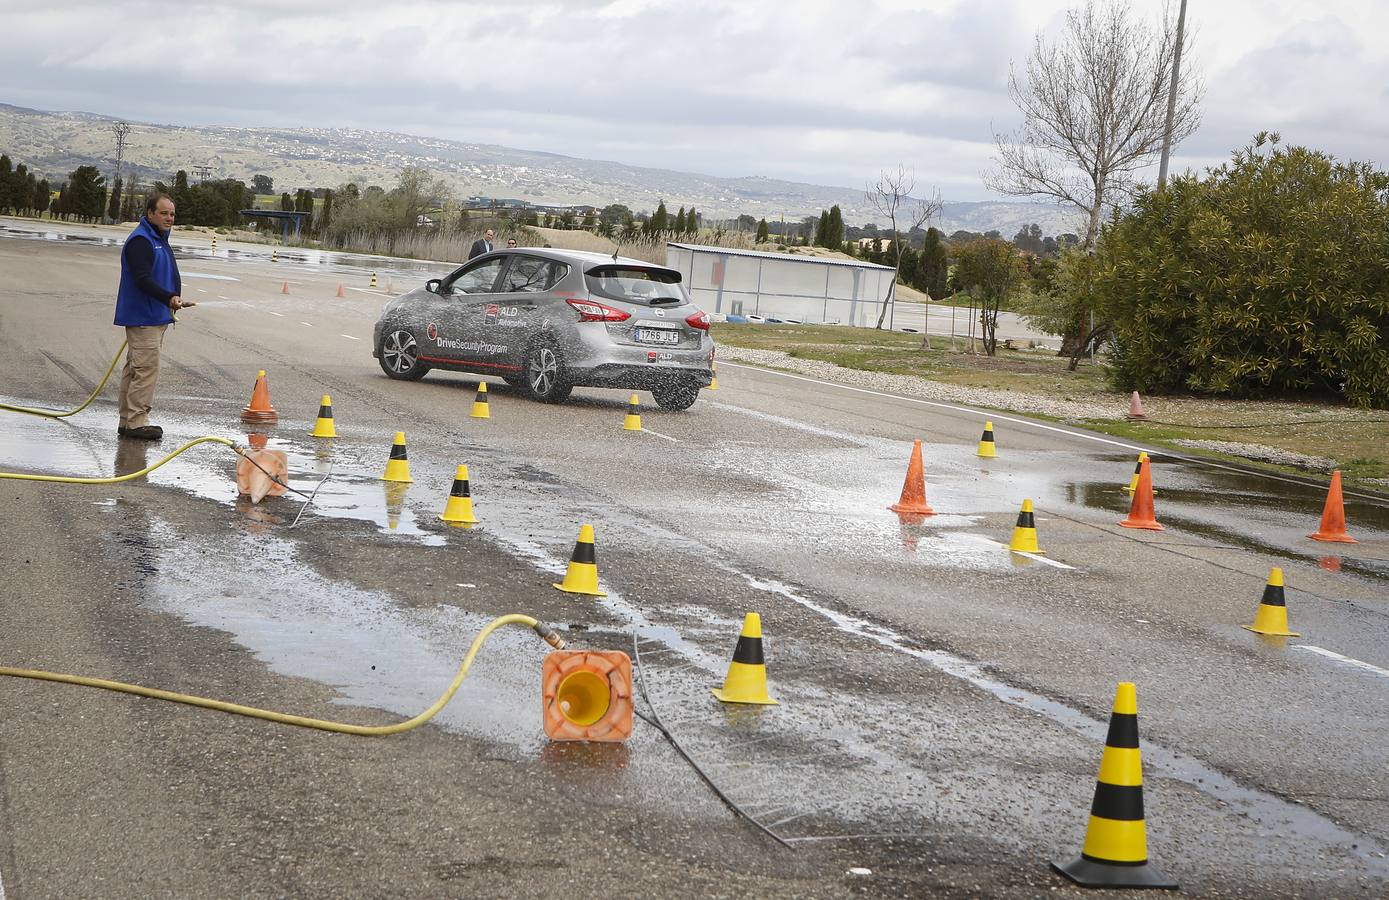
[665,243,899,327]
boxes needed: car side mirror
[426,279,442,294]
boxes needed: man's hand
[169,295,188,310]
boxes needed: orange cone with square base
[1243,567,1299,637]
[240,370,278,423]
[1052,683,1176,889]
[281,280,289,295]
[335,283,345,298]
[711,612,778,705]
[1119,457,1163,531]
[470,382,490,419]
[235,447,289,504]
[438,464,479,525]
[381,431,413,483]
[542,650,633,742]
[888,439,935,516]
[1308,470,1357,543]
[552,524,606,597]
[1127,391,1147,420]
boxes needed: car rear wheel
[523,339,573,403]
[652,378,700,410]
[378,328,429,381]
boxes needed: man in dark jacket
[467,228,495,260]
[114,193,191,440]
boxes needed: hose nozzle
[533,621,566,650]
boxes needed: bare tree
[866,166,942,334]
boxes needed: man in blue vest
[114,193,192,440]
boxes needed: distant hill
[0,103,1081,235]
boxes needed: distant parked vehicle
[372,248,715,409]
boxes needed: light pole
[1156,0,1189,191]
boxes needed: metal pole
[1156,0,1189,191]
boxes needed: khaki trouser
[118,324,168,428]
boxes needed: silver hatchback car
[372,248,715,409]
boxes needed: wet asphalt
[1,223,1387,899]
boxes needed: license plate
[635,328,680,345]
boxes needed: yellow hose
[0,614,565,736]
[0,435,238,484]
[0,339,127,418]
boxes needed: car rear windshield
[585,266,686,306]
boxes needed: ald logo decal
[485,304,521,326]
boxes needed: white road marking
[300,321,313,327]
[1,863,6,900]
[641,428,680,443]
[339,334,360,341]
[268,311,285,317]
[719,362,1388,502]
[217,295,229,300]
[196,288,207,293]
[346,287,390,296]
[1296,645,1389,680]
[966,534,1075,569]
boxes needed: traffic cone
[1052,683,1176,889]
[211,235,217,252]
[1127,391,1147,420]
[1308,470,1358,543]
[470,382,490,419]
[381,431,413,483]
[711,612,778,705]
[888,439,935,516]
[271,249,277,262]
[1119,456,1163,531]
[1242,567,1299,637]
[281,280,289,295]
[240,370,279,423]
[623,394,642,431]
[1008,499,1043,553]
[438,464,479,525]
[309,394,337,438]
[542,650,633,742]
[1124,452,1145,493]
[383,482,408,530]
[235,447,289,504]
[709,362,719,390]
[370,272,378,288]
[977,420,997,458]
[335,283,345,298]
[553,524,606,597]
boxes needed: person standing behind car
[113,193,191,441]
[468,228,495,260]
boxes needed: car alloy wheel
[379,329,428,380]
[525,341,572,403]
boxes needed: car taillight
[567,298,630,322]
[685,309,710,330]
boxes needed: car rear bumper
[570,363,713,390]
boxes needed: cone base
[623,419,642,431]
[310,425,337,438]
[1119,519,1164,531]
[440,513,479,524]
[470,408,490,419]
[1052,856,1176,889]
[977,445,997,459]
[889,502,936,516]
[1242,624,1300,637]
[1009,545,1044,555]
[241,410,279,423]
[710,687,778,705]
[552,582,607,598]
[1307,531,1357,544]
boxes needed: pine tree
[107,176,123,221]
[280,191,294,212]
[685,207,697,234]
[756,218,769,242]
[320,189,333,231]
[173,170,193,215]
[674,206,686,233]
[33,179,50,218]
[817,210,829,247]
[0,154,12,213]
[652,199,669,232]
[826,205,844,251]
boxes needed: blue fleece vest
[115,217,179,327]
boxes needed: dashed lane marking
[641,428,680,443]
[300,321,313,327]
[217,295,229,300]
[720,362,1389,503]
[196,288,207,293]
[340,334,360,341]
[1297,645,1389,680]
[268,311,285,317]
[966,535,1076,569]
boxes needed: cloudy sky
[3,0,1385,200]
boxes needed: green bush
[1100,135,1389,408]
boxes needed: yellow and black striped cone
[623,394,642,431]
[1124,452,1157,494]
[1242,567,1299,637]
[370,271,378,288]
[271,249,277,262]
[1008,499,1043,554]
[711,612,778,705]
[553,524,606,597]
[709,362,719,390]
[977,420,997,458]
[1052,682,1176,890]
[309,394,337,438]
[381,431,413,483]
[470,382,490,419]
[439,464,479,525]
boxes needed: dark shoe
[118,424,163,441]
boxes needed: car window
[447,259,504,295]
[585,266,686,306]
[501,257,568,293]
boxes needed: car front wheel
[523,340,573,403]
[378,329,430,381]
[652,378,700,410]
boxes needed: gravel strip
[1170,440,1337,473]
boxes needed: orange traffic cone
[281,281,290,295]
[1308,470,1357,543]
[1119,456,1162,531]
[240,370,279,424]
[335,283,345,298]
[1127,391,1147,420]
[888,439,935,516]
